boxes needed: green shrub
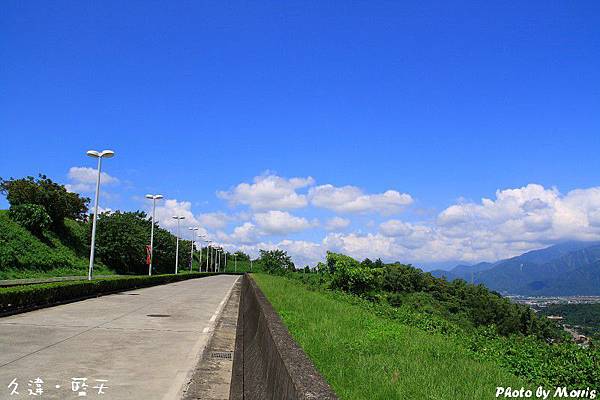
[9,203,52,235]
[328,252,377,295]
[0,272,226,313]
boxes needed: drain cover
[147,314,171,317]
[210,352,233,360]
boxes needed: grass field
[253,273,525,400]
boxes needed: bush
[0,272,225,314]
[9,203,52,235]
[328,252,377,295]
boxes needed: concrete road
[0,275,240,400]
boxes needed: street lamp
[188,227,199,271]
[213,247,217,272]
[145,194,163,276]
[172,215,185,274]
[206,241,211,272]
[86,149,115,281]
[216,248,221,272]
[197,235,206,272]
[219,248,223,272]
[233,252,237,273]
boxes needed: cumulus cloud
[153,198,199,231]
[309,184,413,214]
[217,174,314,210]
[312,184,600,266]
[197,212,232,230]
[226,222,260,244]
[436,184,600,243]
[324,216,351,231]
[65,166,119,193]
[253,210,316,235]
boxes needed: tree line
[0,174,284,275]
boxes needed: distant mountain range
[430,241,600,296]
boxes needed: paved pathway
[0,275,240,399]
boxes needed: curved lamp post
[145,194,163,276]
[86,149,115,281]
[172,215,185,273]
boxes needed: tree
[0,174,89,229]
[94,210,190,275]
[259,249,295,273]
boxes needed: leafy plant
[9,203,52,235]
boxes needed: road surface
[0,275,240,399]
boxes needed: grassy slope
[253,273,525,400]
[0,210,115,279]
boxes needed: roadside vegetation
[0,174,204,279]
[254,273,525,399]
[253,252,600,397]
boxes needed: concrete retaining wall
[230,274,337,400]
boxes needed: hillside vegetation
[254,273,526,400]
[0,210,114,279]
[259,252,600,393]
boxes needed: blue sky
[1,1,600,268]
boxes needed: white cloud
[324,232,399,260]
[379,219,413,237]
[309,184,413,214]
[436,184,600,243]
[253,210,316,235]
[153,199,199,231]
[65,166,119,193]
[317,184,600,265]
[324,216,351,231]
[150,180,600,267]
[217,174,314,210]
[226,222,260,244]
[278,239,325,266]
[197,212,232,230]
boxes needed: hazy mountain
[430,262,495,282]
[431,241,600,295]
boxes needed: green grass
[0,210,116,279]
[253,273,526,400]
